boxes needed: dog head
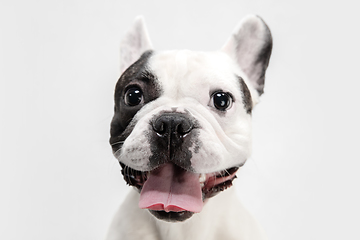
[110,16,272,222]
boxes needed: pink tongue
[139,163,203,213]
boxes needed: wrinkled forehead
[148,50,243,97]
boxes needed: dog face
[110,16,272,222]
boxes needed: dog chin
[119,162,240,222]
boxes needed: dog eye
[124,88,143,106]
[212,92,233,111]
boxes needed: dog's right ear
[119,16,153,74]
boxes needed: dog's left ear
[119,16,153,73]
[222,15,272,95]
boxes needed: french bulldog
[106,15,272,240]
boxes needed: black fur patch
[238,76,253,114]
[255,19,272,95]
[110,50,161,153]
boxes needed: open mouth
[120,162,239,222]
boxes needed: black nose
[152,113,193,138]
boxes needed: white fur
[107,15,271,240]
[106,188,267,240]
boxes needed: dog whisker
[111,141,125,146]
[113,147,122,158]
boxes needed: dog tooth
[199,173,206,183]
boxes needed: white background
[1,0,359,239]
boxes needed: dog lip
[119,162,240,199]
[148,209,194,222]
[119,162,148,189]
[201,167,239,199]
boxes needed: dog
[106,15,272,240]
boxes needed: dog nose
[152,113,193,138]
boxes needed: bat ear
[119,16,153,74]
[222,15,272,95]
